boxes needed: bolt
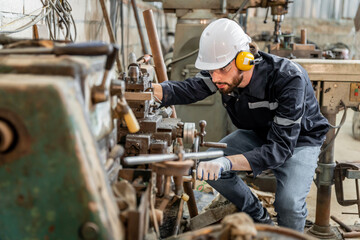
[80,222,99,240]
[91,87,108,104]
[177,122,184,127]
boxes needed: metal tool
[198,120,227,148]
[334,163,360,217]
[91,43,120,104]
[331,215,360,239]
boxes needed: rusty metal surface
[0,109,31,164]
[0,54,116,142]
[0,74,123,240]
[308,112,336,238]
[152,160,194,176]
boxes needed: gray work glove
[197,157,232,181]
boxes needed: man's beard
[218,71,244,94]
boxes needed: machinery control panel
[294,59,360,112]
[350,83,360,102]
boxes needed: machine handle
[53,42,113,56]
[201,142,227,148]
[0,42,114,56]
[123,107,140,133]
[124,150,224,165]
[104,44,119,70]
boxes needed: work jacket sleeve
[159,72,217,106]
[243,75,306,177]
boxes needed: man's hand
[197,157,232,181]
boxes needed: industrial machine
[0,38,321,240]
[0,42,125,240]
[0,41,227,239]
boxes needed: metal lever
[0,41,113,56]
[91,44,120,104]
[124,150,224,165]
[111,79,140,133]
[198,120,227,148]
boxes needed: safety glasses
[208,60,233,76]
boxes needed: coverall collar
[229,59,268,99]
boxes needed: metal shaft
[300,29,307,44]
[183,181,198,217]
[173,198,184,236]
[124,150,224,165]
[310,112,336,236]
[330,215,352,232]
[342,232,360,238]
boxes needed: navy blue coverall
[160,51,329,231]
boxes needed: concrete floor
[306,109,360,227]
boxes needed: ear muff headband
[235,51,255,71]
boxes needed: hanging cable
[318,100,347,160]
[0,5,51,34]
[44,0,77,42]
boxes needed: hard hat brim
[195,58,229,71]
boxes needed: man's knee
[274,192,306,216]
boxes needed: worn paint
[0,79,121,240]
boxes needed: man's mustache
[215,82,231,86]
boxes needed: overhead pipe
[143,9,167,83]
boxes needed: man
[153,18,329,232]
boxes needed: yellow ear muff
[235,51,255,71]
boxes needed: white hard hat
[195,18,251,70]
